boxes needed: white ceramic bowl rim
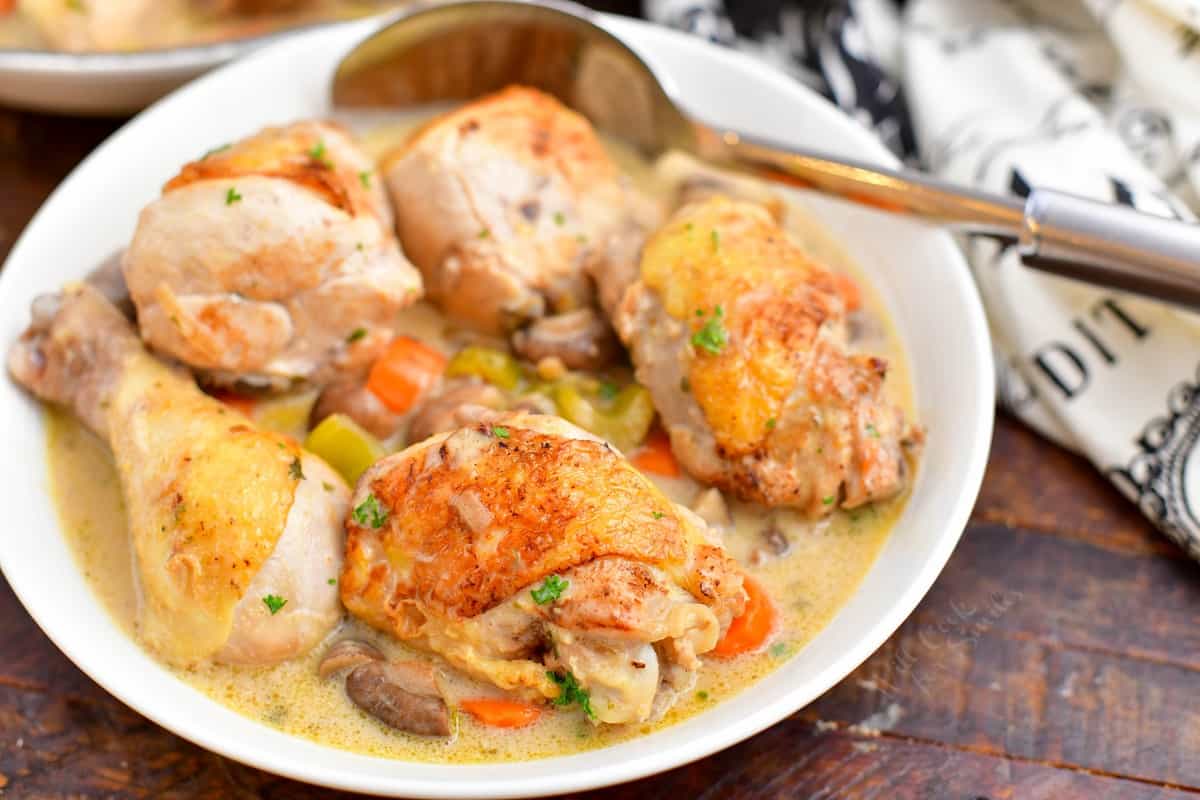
[0,16,994,798]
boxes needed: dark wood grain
[2,63,1200,799]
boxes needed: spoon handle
[709,128,1200,308]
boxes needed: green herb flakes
[347,327,367,343]
[547,670,595,719]
[691,306,728,355]
[225,187,242,205]
[531,574,568,605]
[492,425,511,439]
[308,140,331,167]
[263,594,287,615]
[353,493,388,529]
[289,457,305,481]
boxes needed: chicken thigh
[602,196,920,516]
[8,284,348,666]
[124,120,422,388]
[382,86,649,338]
[340,412,747,724]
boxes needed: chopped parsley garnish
[866,424,880,438]
[823,495,835,505]
[308,140,331,167]
[355,242,364,252]
[691,306,728,355]
[766,418,777,430]
[352,493,388,529]
[202,143,231,160]
[263,594,287,615]
[547,670,595,719]
[652,511,665,520]
[696,690,709,701]
[492,425,511,439]
[289,457,305,481]
[347,327,367,343]
[225,187,242,205]
[598,381,619,401]
[478,228,491,239]
[711,229,720,250]
[531,574,568,605]
[327,577,337,585]
[553,211,566,226]
[769,642,791,658]
[359,170,372,188]
[322,481,335,492]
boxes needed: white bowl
[0,17,373,115]
[0,15,994,798]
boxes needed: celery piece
[304,413,385,486]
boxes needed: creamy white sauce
[42,131,914,763]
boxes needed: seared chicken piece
[124,120,422,388]
[382,86,648,338]
[340,412,746,724]
[8,284,348,666]
[603,197,919,516]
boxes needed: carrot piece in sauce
[460,698,543,728]
[712,574,778,658]
[366,336,447,414]
[630,428,680,477]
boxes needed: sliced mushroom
[345,660,450,737]
[750,521,791,566]
[691,487,731,530]
[310,379,401,440]
[318,639,384,680]
[406,380,505,444]
[511,308,620,371]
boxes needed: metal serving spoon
[332,0,1200,308]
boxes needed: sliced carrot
[630,428,680,477]
[366,336,447,414]
[832,271,862,312]
[712,574,778,658]
[460,698,542,728]
[210,390,257,417]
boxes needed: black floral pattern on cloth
[644,0,1200,560]
[645,0,916,158]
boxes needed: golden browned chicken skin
[603,196,920,516]
[382,86,650,338]
[124,120,422,388]
[340,412,746,724]
[8,284,348,667]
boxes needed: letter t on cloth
[647,0,1200,559]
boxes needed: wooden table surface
[4,54,1200,800]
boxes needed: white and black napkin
[645,0,1200,559]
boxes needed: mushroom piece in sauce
[511,308,621,371]
[406,380,505,445]
[310,380,402,441]
[345,660,451,737]
[318,638,384,680]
